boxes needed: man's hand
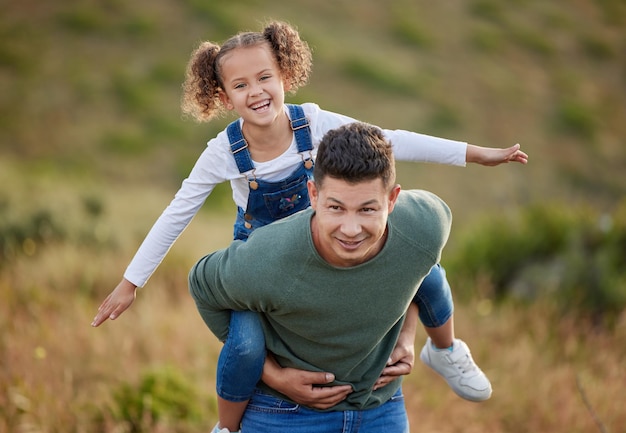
[374,339,415,390]
[91,278,137,327]
[374,303,418,390]
[262,354,353,409]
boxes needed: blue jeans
[216,311,266,401]
[216,265,454,401]
[241,388,409,433]
[414,264,454,328]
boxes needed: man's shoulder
[396,190,450,216]
[392,190,452,238]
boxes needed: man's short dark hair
[314,122,396,189]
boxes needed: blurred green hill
[1,0,625,226]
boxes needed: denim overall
[216,105,315,402]
[229,104,315,241]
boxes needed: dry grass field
[1,179,624,432]
[1,0,625,431]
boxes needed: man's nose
[340,217,362,237]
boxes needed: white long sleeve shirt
[124,103,467,287]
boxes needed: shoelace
[452,352,479,375]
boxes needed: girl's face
[218,44,289,127]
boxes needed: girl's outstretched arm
[466,143,528,166]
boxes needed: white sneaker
[420,338,492,402]
[211,423,240,433]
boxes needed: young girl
[92,21,527,433]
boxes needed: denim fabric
[232,163,312,241]
[241,388,409,433]
[413,263,454,328]
[216,311,266,401]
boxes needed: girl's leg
[414,264,492,402]
[413,263,454,347]
[216,311,266,431]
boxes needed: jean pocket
[247,391,300,414]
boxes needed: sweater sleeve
[188,251,233,341]
[187,239,275,341]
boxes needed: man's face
[308,177,401,268]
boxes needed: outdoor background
[1,0,625,432]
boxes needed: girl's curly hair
[181,21,312,123]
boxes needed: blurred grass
[1,0,625,431]
[0,199,624,431]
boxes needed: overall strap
[228,105,312,175]
[287,104,312,153]
[227,119,254,174]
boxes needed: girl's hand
[91,278,137,327]
[466,143,528,166]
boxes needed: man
[189,122,452,432]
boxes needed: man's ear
[218,90,234,110]
[307,180,318,208]
[387,184,401,213]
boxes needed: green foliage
[579,33,615,61]
[107,366,209,432]
[469,26,506,53]
[0,191,112,267]
[390,12,433,50]
[553,98,598,140]
[469,0,556,58]
[469,0,507,25]
[55,2,157,39]
[447,200,626,326]
[425,104,463,134]
[341,57,421,98]
[509,26,555,58]
[56,7,110,34]
[101,130,148,155]
[112,72,156,113]
[0,199,65,267]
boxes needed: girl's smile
[219,45,288,127]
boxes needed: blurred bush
[103,365,211,433]
[0,200,64,268]
[0,193,110,267]
[446,199,626,328]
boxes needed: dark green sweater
[189,189,451,411]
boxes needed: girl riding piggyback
[93,20,528,433]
